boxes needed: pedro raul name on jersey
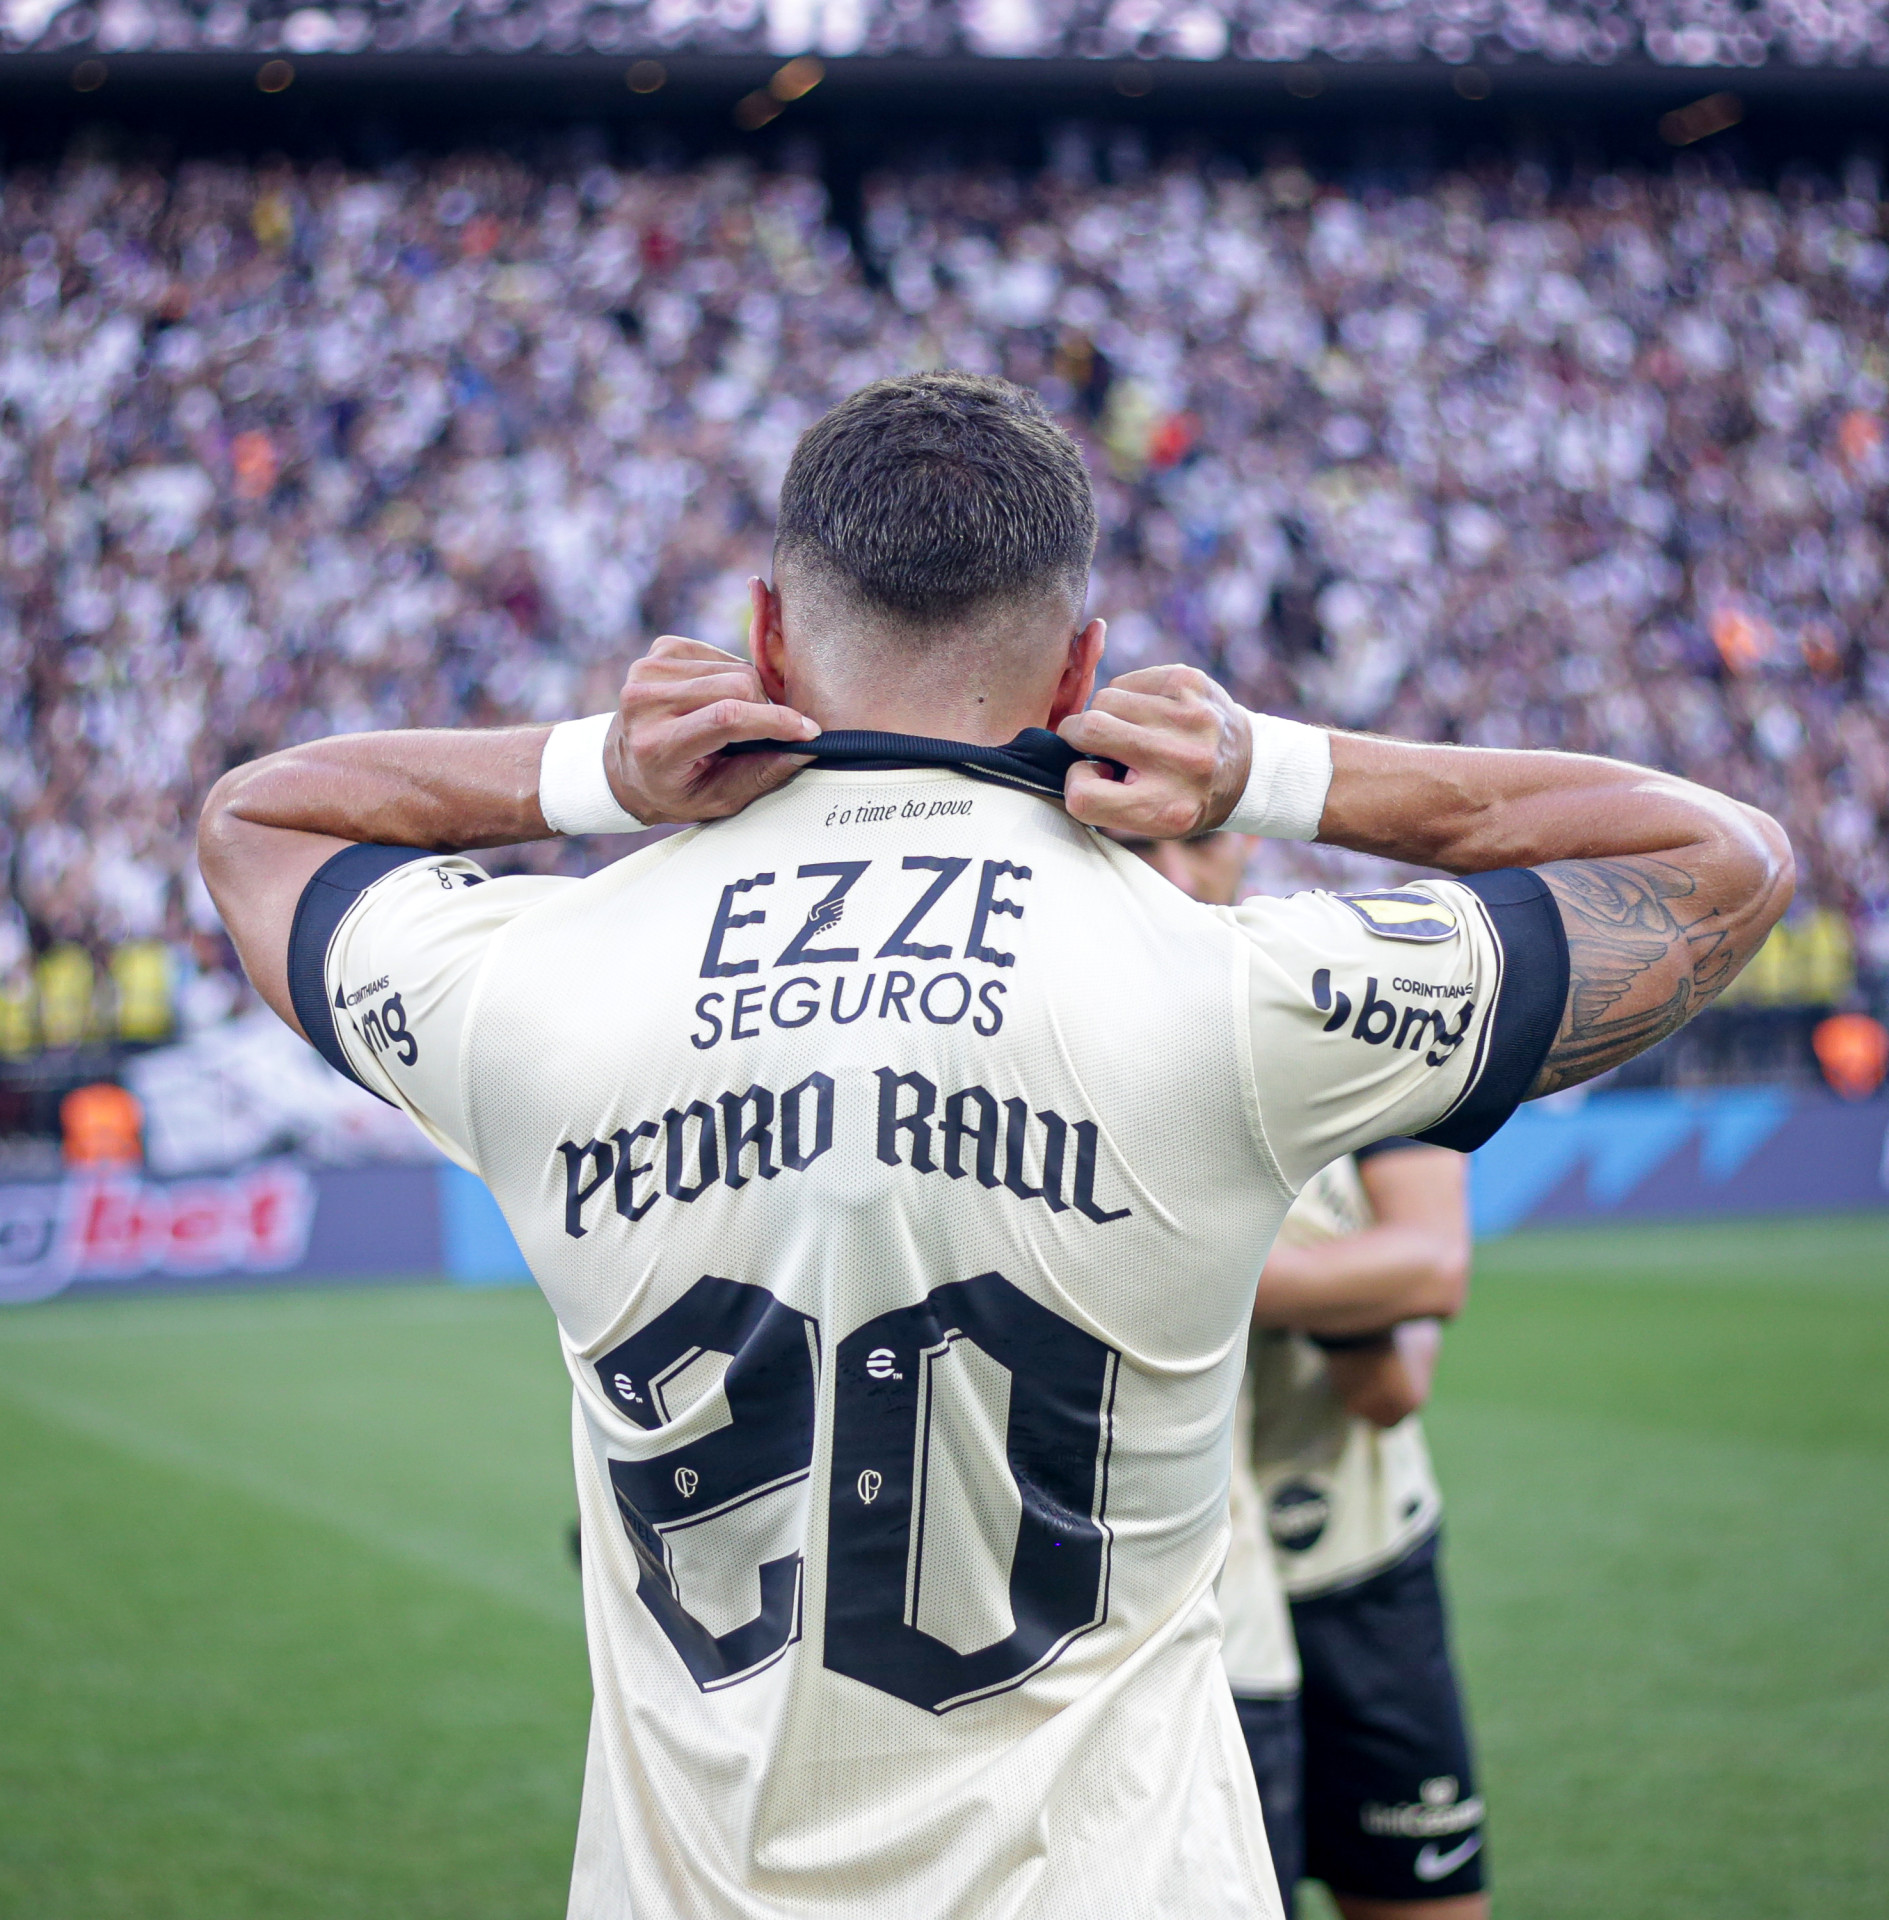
[285,764,1564,1920]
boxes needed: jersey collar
[725,727,1119,802]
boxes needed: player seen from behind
[1127,830,1486,1920]
[197,373,1791,1920]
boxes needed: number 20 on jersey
[593,1270,1118,1715]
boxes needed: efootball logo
[1335,890,1459,943]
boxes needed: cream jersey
[1227,1153,1447,1630]
[287,748,1562,1920]
[1218,1360,1302,1699]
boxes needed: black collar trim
[724,726,1118,802]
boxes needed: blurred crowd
[5,0,1889,67]
[861,147,1888,967]
[0,140,1883,1064]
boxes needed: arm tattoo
[1531,857,1740,1096]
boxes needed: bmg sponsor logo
[0,1165,315,1303]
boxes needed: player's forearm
[1253,1227,1469,1337]
[1315,733,1779,883]
[1315,734,1794,1093]
[205,727,556,852]
[1393,1319,1442,1401]
[1324,1345,1426,1428]
[196,728,557,1038]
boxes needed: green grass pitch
[1,1213,1884,1919]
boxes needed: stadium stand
[3,0,1888,68]
[0,137,1882,1094]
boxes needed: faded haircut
[774,372,1097,626]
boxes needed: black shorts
[1291,1530,1486,1901]
[1232,1693,1304,1899]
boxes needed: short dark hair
[774,372,1097,623]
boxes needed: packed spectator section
[6,0,1889,70]
[0,144,1883,1086]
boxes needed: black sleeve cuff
[287,844,433,1097]
[1354,1135,1426,1163]
[1414,867,1568,1154]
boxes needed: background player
[196,374,1791,1919]
[1125,828,1487,1919]
[1253,1146,1483,1920]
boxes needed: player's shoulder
[439,828,699,931]
[1232,878,1477,946]
[1228,876,1504,1010]
[1074,835,1267,980]
[329,851,566,943]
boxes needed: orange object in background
[61,1081,144,1166]
[230,430,279,498]
[1147,411,1199,470]
[1836,408,1882,468]
[1710,605,1774,675]
[1812,1013,1889,1101]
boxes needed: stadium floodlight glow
[70,58,105,90]
[256,58,294,92]
[1660,92,1743,144]
[626,59,665,93]
[769,57,824,101]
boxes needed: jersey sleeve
[1353,1135,1429,1162]
[286,844,570,1172]
[1231,868,1567,1191]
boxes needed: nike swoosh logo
[1413,1835,1483,1883]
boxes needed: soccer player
[1254,1146,1482,1920]
[197,374,1790,1920]
[1125,831,1484,1918]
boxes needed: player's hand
[1057,665,1252,838]
[604,635,819,825]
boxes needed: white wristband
[538,713,646,835]
[1222,711,1332,841]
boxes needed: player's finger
[1083,687,1184,726]
[1099,663,1214,699]
[1084,685,1217,734]
[689,748,817,817]
[1064,761,1201,838]
[625,667,770,724]
[658,698,818,763]
[624,658,769,708]
[629,659,758,693]
[1062,759,1126,825]
[1060,706,1215,779]
[636,634,754,671]
[1059,708,1163,759]
[621,649,769,714]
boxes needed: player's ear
[749,577,790,704]
[1047,618,1107,729]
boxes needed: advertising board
[2,1090,1883,1303]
